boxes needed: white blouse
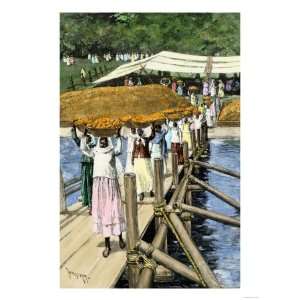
[192,116,202,130]
[85,140,118,179]
[170,127,182,144]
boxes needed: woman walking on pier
[132,128,155,201]
[168,120,184,164]
[149,124,168,174]
[181,118,192,150]
[85,137,126,258]
[71,125,95,215]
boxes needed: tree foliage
[60,13,240,57]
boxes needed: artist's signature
[65,267,91,284]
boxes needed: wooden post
[190,130,196,155]
[193,160,240,179]
[182,143,190,232]
[182,141,189,175]
[171,153,178,187]
[124,173,139,288]
[184,191,192,235]
[180,203,240,227]
[154,158,164,230]
[200,124,205,147]
[196,128,201,149]
[60,169,67,213]
[137,240,203,286]
[137,170,191,288]
[153,158,172,279]
[189,175,240,209]
[88,70,93,82]
[167,212,220,288]
[136,224,168,288]
[201,123,208,149]
[70,76,75,91]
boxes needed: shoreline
[208,126,240,139]
[60,126,240,139]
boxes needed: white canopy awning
[93,51,240,84]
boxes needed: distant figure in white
[121,127,138,173]
[149,123,168,174]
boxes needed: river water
[60,137,240,288]
[158,138,240,288]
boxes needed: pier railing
[124,124,240,288]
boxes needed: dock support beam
[60,169,67,213]
[184,190,192,235]
[153,158,169,254]
[193,160,240,178]
[136,224,168,288]
[196,128,201,149]
[167,212,220,288]
[182,142,191,235]
[182,141,189,175]
[154,158,164,230]
[172,153,179,187]
[189,175,240,209]
[137,240,203,286]
[137,170,189,288]
[124,173,139,288]
[191,130,196,156]
[176,203,240,227]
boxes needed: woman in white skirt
[132,128,155,201]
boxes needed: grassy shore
[60,58,123,93]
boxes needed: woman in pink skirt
[85,136,126,257]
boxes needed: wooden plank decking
[60,154,185,288]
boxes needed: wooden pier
[60,152,185,288]
[60,126,240,288]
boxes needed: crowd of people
[121,75,240,128]
[62,55,76,66]
[71,113,208,258]
[63,52,153,65]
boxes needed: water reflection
[157,138,240,288]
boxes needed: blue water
[60,137,81,206]
[161,138,240,288]
[195,139,240,288]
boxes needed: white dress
[206,107,213,127]
[210,82,216,97]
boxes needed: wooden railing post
[191,130,196,155]
[181,145,192,235]
[201,123,208,149]
[171,152,178,187]
[153,158,172,279]
[182,141,189,176]
[167,212,220,288]
[196,128,201,149]
[184,190,192,236]
[154,158,164,230]
[124,173,139,288]
[60,169,67,213]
